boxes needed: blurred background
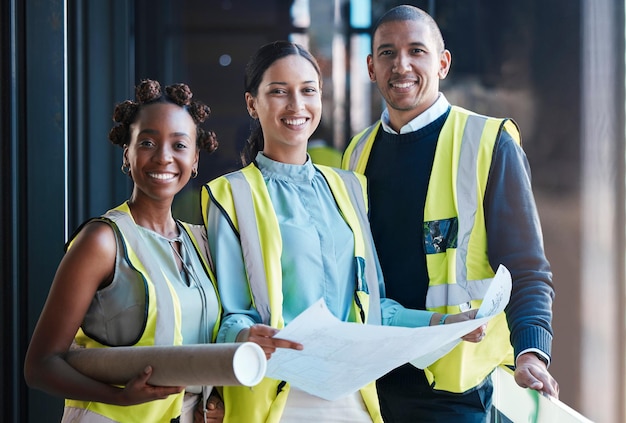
[1,1,623,422]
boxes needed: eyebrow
[138,129,191,138]
[376,41,427,52]
[265,80,317,86]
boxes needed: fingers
[136,365,153,384]
[204,401,225,420]
[193,390,225,422]
[464,309,478,319]
[525,368,559,398]
[461,324,487,343]
[245,324,303,359]
[120,366,183,405]
[445,310,480,324]
[206,390,224,411]
[271,337,304,351]
[514,354,560,398]
[544,376,560,398]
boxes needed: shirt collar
[380,93,450,134]
[255,151,316,183]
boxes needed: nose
[154,144,173,163]
[392,52,411,73]
[286,92,304,111]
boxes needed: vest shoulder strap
[342,121,381,173]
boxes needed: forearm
[25,354,124,404]
[380,298,434,327]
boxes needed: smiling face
[124,102,198,204]
[245,54,322,164]
[368,18,451,132]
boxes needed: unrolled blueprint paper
[266,265,511,400]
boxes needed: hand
[238,324,303,359]
[194,389,225,423]
[439,309,487,343]
[514,352,559,398]
[119,366,183,406]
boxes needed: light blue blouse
[207,152,433,343]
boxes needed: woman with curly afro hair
[25,79,225,422]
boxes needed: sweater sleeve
[484,129,555,360]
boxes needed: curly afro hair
[108,79,218,154]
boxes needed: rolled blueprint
[65,342,266,387]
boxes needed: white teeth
[149,173,175,180]
[392,82,415,89]
[283,118,306,126]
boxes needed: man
[342,5,558,423]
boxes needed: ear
[367,54,376,82]
[122,144,129,164]
[245,92,257,119]
[193,149,199,168]
[438,49,452,79]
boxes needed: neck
[127,197,178,238]
[262,146,308,165]
[387,95,440,133]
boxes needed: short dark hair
[371,5,445,53]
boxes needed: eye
[174,141,188,149]
[379,49,394,57]
[303,86,318,94]
[411,48,426,54]
[138,139,155,148]
[270,88,287,95]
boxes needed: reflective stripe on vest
[316,165,381,325]
[107,206,182,343]
[425,113,492,309]
[229,170,274,325]
[342,122,381,173]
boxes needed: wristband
[439,314,449,325]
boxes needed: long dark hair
[241,41,321,165]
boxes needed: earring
[191,168,198,179]
[121,163,130,175]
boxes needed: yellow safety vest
[202,163,383,423]
[65,202,219,422]
[343,106,518,393]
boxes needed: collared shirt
[380,94,450,134]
